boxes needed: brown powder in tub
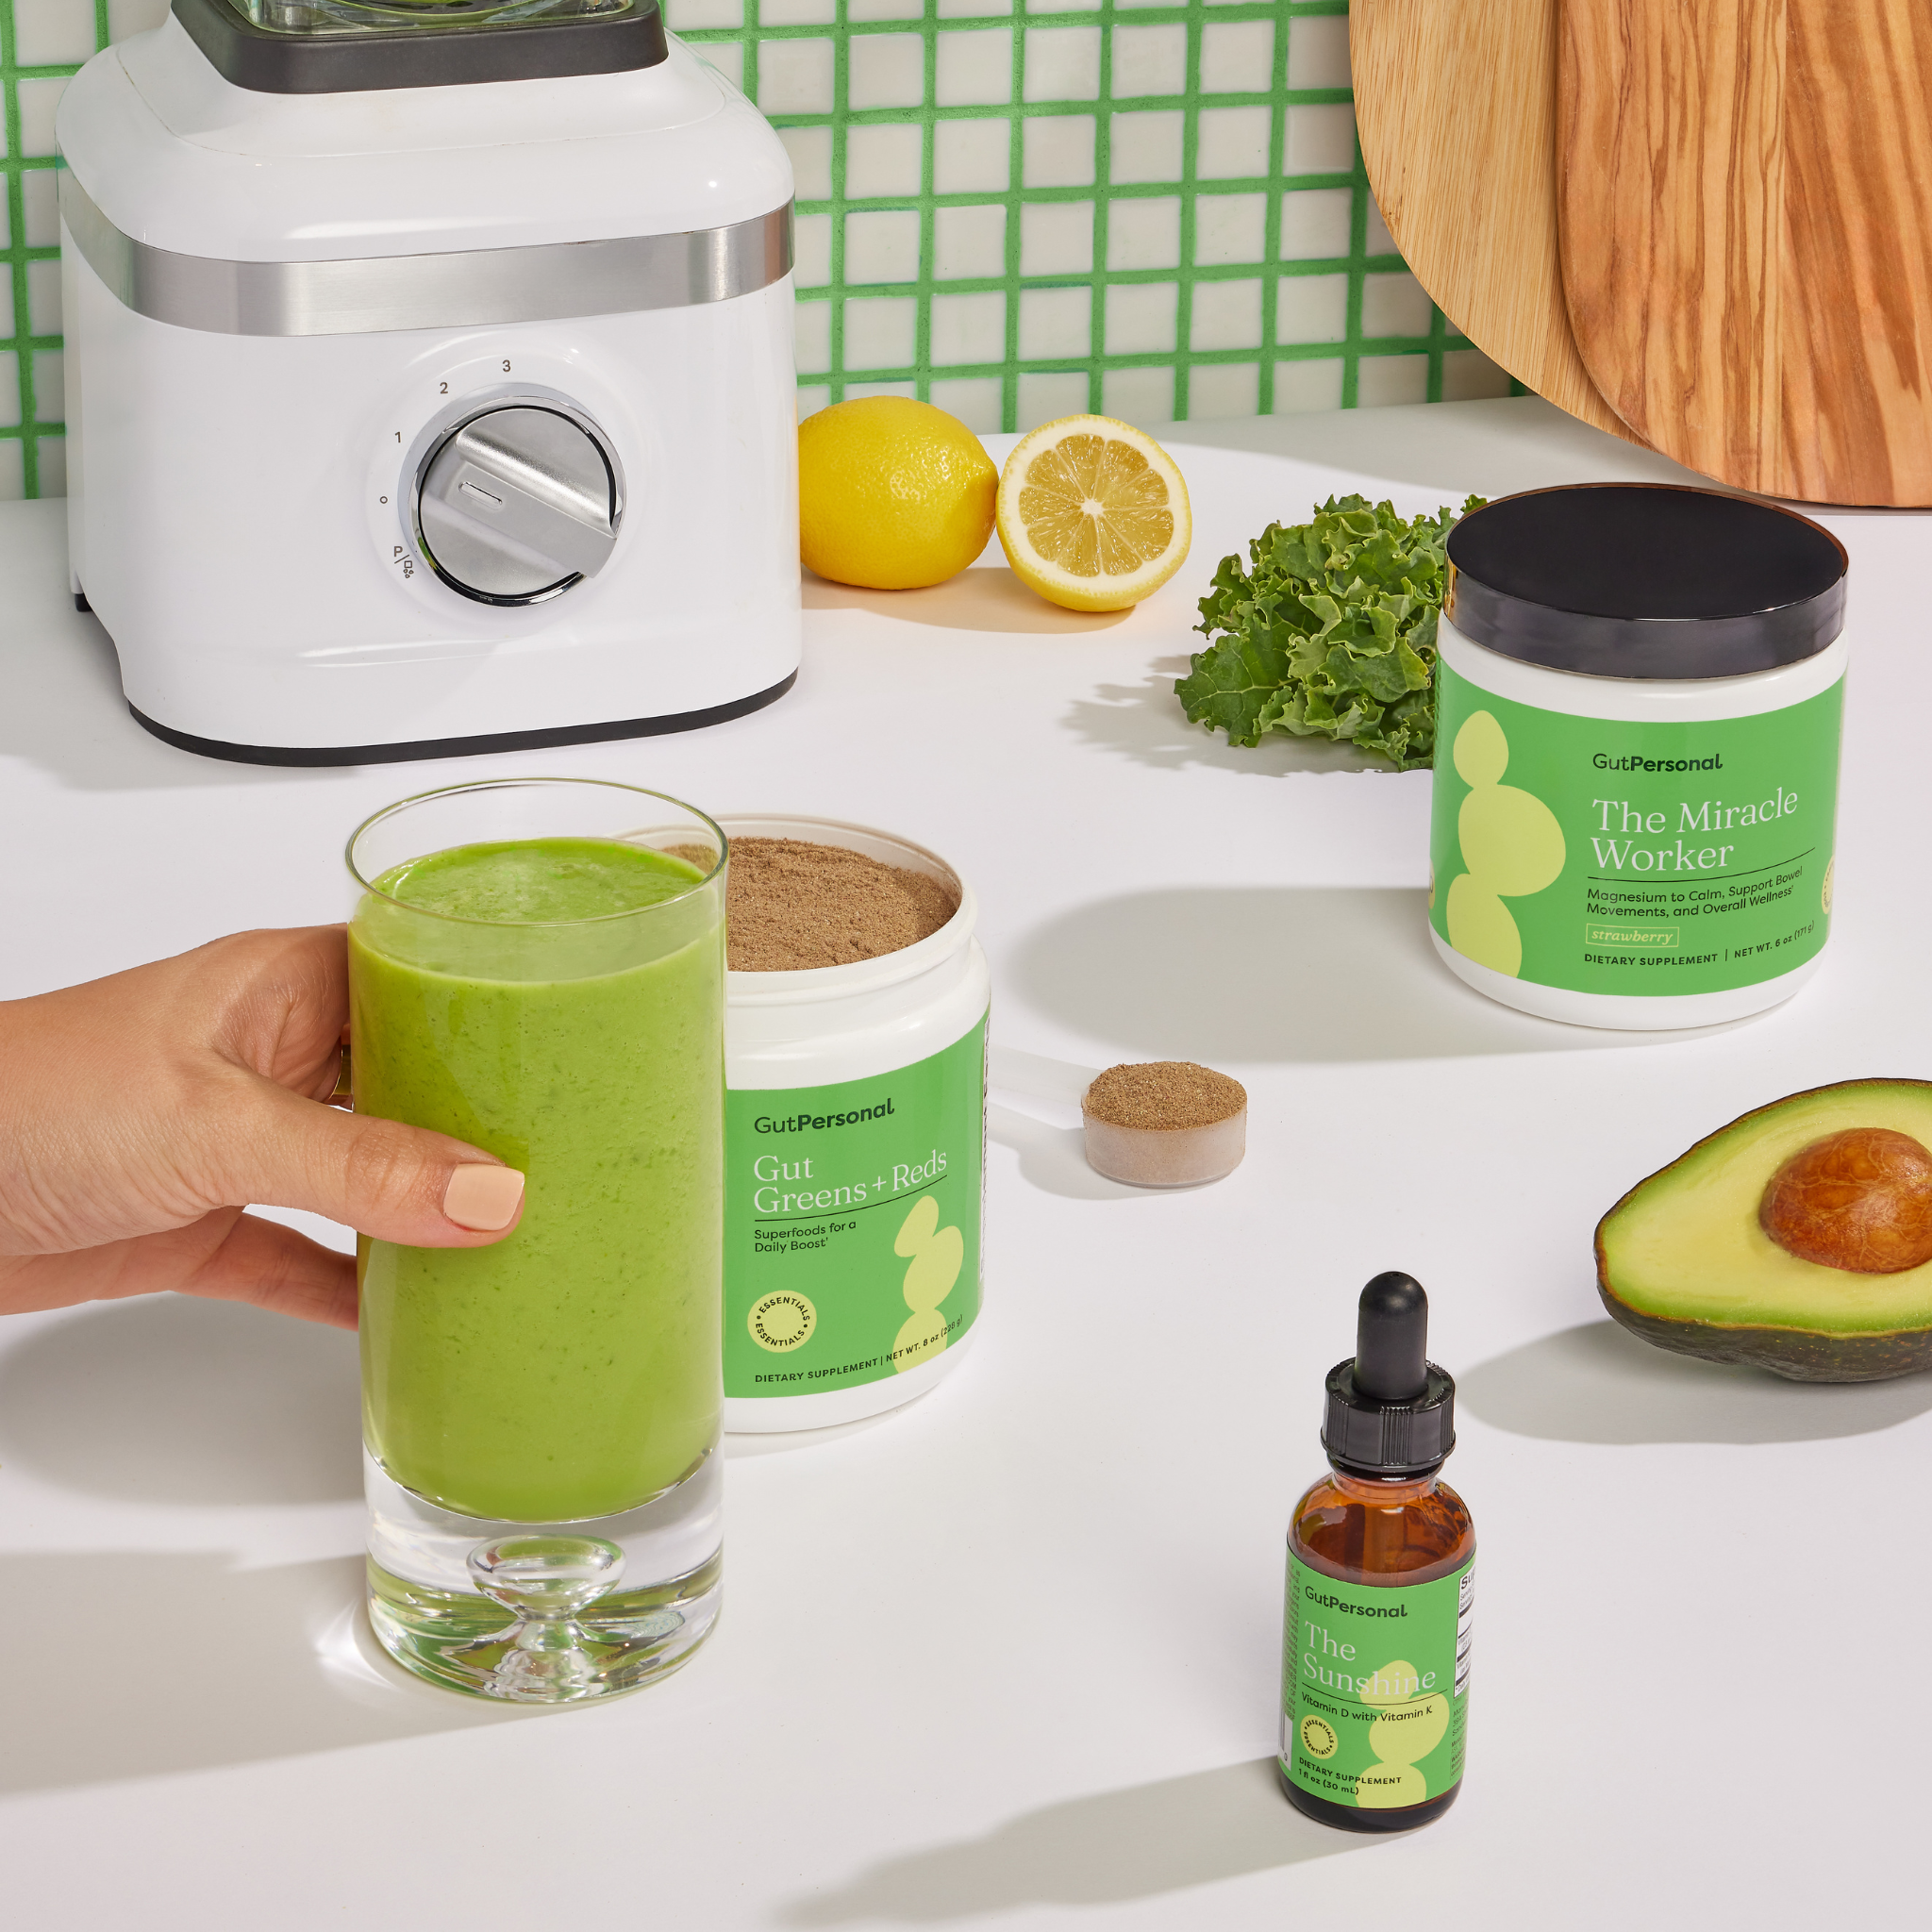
[727,837,959,972]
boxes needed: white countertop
[4,397,1929,1928]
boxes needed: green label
[1429,661,1842,996]
[1280,1555,1473,1811]
[724,1018,986,1399]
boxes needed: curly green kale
[1174,492,1485,771]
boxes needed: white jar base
[1429,928,1826,1030]
[724,1323,978,1434]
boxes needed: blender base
[126,672,797,770]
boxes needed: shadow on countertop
[802,564,1130,636]
[1065,654,1406,778]
[781,1756,1358,1924]
[987,1104,1143,1203]
[1008,885,1721,1063]
[0,1296,361,1506]
[0,1299,541,1793]
[0,1550,541,1794]
[1462,1319,1932,1445]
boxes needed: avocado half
[1595,1080,1932,1383]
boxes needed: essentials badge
[748,1291,816,1352]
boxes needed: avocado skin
[1595,1079,1932,1385]
[1594,1268,1932,1382]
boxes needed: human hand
[0,926,525,1330]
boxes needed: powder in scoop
[1083,1061,1247,1131]
[727,837,958,972]
[1081,1061,1247,1187]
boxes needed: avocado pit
[1758,1127,1932,1274]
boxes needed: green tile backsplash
[673,0,1508,433]
[4,0,1507,498]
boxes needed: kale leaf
[1174,493,1485,771]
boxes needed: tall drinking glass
[345,778,725,1702]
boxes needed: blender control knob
[413,403,621,605]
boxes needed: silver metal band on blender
[58,170,794,337]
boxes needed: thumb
[224,1082,525,1246]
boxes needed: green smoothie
[351,836,724,1524]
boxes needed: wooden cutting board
[1558,0,1932,505]
[1350,0,1638,443]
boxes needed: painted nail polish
[443,1164,525,1231]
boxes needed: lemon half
[798,397,997,591]
[995,415,1191,611]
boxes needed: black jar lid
[1444,483,1847,680]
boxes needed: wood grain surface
[1349,0,1638,442]
[1559,0,1932,505]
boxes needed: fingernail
[443,1164,525,1231]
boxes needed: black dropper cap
[1320,1273,1456,1479]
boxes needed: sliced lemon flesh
[996,415,1191,611]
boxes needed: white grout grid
[0,0,1509,496]
[671,0,1513,430]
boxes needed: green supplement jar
[720,817,989,1433]
[1429,484,1848,1029]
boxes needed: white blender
[58,0,799,764]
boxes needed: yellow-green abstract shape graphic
[1357,1657,1427,1708]
[891,1193,963,1372]
[1445,710,1565,978]
[1445,875,1522,977]
[1366,1693,1449,1766]
[1452,708,1510,788]
[1355,1762,1428,1807]
[1353,1661,1449,1807]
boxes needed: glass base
[363,1446,723,1703]
[368,1549,721,1703]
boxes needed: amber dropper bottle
[1278,1273,1474,1832]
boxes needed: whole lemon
[799,397,997,590]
